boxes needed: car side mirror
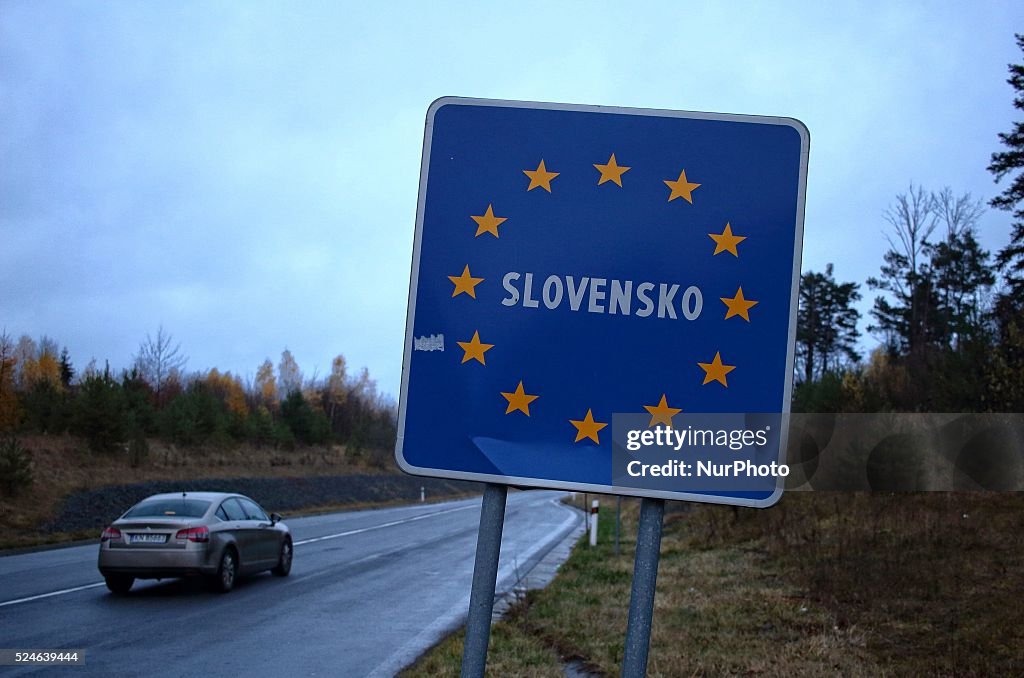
[270,512,282,525]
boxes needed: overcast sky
[1,1,1021,397]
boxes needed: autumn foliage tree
[255,359,277,410]
[4,331,395,462]
[0,332,21,432]
[16,336,70,434]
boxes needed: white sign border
[395,96,809,509]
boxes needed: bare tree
[134,326,187,404]
[13,335,36,389]
[277,349,302,397]
[326,354,348,426]
[933,187,985,240]
[883,183,938,286]
[869,184,940,353]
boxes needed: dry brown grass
[404,492,1024,677]
[718,493,1024,676]
[401,622,564,678]
[0,434,394,548]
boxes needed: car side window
[221,498,247,521]
[216,506,229,521]
[239,498,269,522]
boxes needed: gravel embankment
[42,475,482,534]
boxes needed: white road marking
[0,503,478,609]
[0,582,106,608]
[293,504,476,546]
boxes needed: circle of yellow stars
[441,152,761,445]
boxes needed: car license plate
[129,533,168,544]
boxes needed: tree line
[0,327,398,461]
[794,34,1024,413]
[3,35,1022,471]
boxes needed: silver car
[97,491,292,594]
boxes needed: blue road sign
[397,97,808,507]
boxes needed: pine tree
[797,264,861,382]
[928,229,994,345]
[986,33,1024,410]
[121,367,156,435]
[280,391,330,446]
[58,347,74,388]
[867,184,944,356]
[0,437,33,496]
[989,34,1024,309]
[927,189,994,350]
[72,364,128,454]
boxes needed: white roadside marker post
[420,486,425,503]
[589,499,599,547]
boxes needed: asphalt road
[0,489,581,677]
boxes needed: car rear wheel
[211,548,237,593]
[105,574,134,595]
[272,539,292,577]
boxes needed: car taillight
[175,526,209,543]
[101,527,121,542]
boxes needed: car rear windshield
[124,499,211,518]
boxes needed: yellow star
[708,223,747,257]
[501,380,539,416]
[663,169,701,203]
[721,287,759,321]
[470,204,508,238]
[593,153,631,187]
[457,331,494,365]
[643,394,682,428]
[569,408,608,444]
[698,352,736,387]
[448,265,484,298]
[523,159,559,192]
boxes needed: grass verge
[402,492,1024,676]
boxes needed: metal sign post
[460,483,507,678]
[621,498,665,677]
[397,96,808,674]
